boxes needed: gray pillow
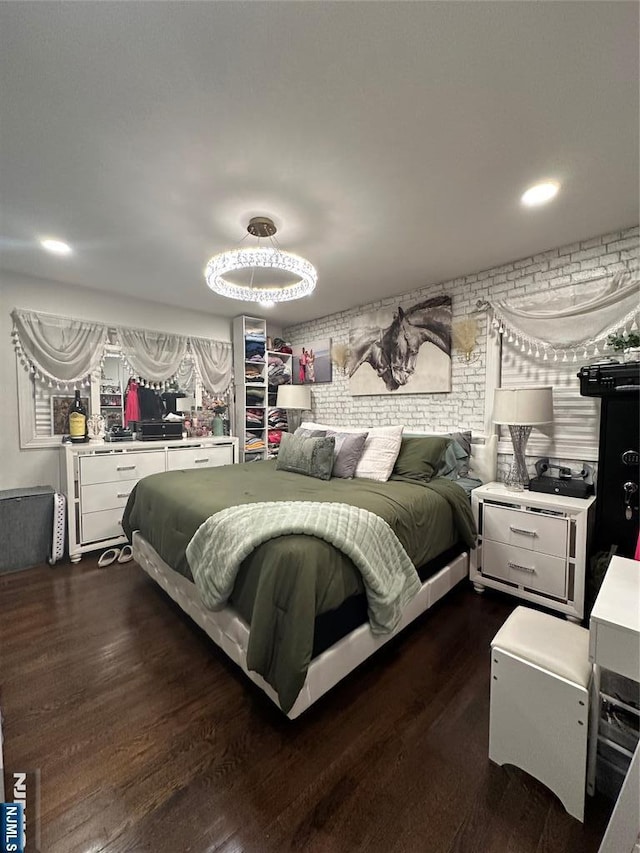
[327,430,369,479]
[294,427,327,438]
[438,439,470,480]
[276,433,335,480]
[448,430,472,477]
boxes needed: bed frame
[132,433,498,719]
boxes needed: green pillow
[276,433,336,480]
[391,436,452,482]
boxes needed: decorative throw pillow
[300,422,404,482]
[392,435,452,482]
[447,430,472,477]
[326,430,368,479]
[354,425,404,481]
[294,427,327,438]
[276,433,335,480]
[437,439,470,479]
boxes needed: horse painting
[348,296,452,394]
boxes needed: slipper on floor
[98,548,120,568]
[117,544,133,564]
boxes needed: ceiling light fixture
[40,238,72,255]
[204,217,317,303]
[521,181,560,207]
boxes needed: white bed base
[133,532,469,719]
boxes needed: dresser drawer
[166,445,233,471]
[81,479,138,514]
[79,451,165,485]
[483,503,568,558]
[483,539,567,599]
[81,508,125,544]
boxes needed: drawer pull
[508,561,536,574]
[509,525,537,537]
[116,465,136,471]
[117,492,131,499]
[194,458,209,464]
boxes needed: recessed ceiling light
[259,300,275,308]
[40,238,72,255]
[521,181,560,207]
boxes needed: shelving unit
[266,348,292,458]
[233,317,293,461]
[233,316,267,461]
[587,555,640,802]
[99,355,124,430]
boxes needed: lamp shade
[492,386,553,425]
[276,385,311,410]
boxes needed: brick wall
[284,225,639,476]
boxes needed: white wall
[284,225,639,477]
[0,271,232,490]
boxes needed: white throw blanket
[186,500,421,634]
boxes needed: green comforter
[122,460,476,712]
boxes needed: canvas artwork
[51,395,90,435]
[292,339,332,384]
[348,295,452,395]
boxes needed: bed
[123,430,497,719]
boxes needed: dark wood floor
[1,557,612,853]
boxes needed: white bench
[489,606,592,822]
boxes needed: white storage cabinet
[61,437,238,562]
[470,482,596,621]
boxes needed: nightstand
[470,482,596,621]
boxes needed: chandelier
[204,217,317,304]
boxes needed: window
[17,346,203,449]
[499,337,599,462]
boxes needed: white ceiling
[1,1,638,326]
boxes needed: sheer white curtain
[189,337,233,393]
[174,356,197,391]
[118,328,188,382]
[488,271,639,355]
[12,308,233,392]
[11,309,108,385]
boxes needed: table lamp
[276,385,311,433]
[493,386,553,491]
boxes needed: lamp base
[287,410,303,433]
[504,425,532,492]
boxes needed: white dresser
[60,437,239,562]
[470,482,596,621]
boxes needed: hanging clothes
[138,385,164,421]
[124,379,140,427]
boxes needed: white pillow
[468,434,497,484]
[300,422,404,482]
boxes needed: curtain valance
[481,270,639,358]
[117,328,189,382]
[11,309,233,390]
[11,309,108,386]
[190,337,233,394]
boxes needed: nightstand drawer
[483,504,568,558]
[483,539,567,599]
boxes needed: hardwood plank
[0,558,613,852]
